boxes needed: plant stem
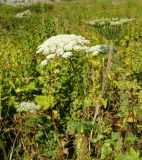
[9,132,19,160]
[89,42,113,149]
[101,44,113,96]
[0,144,8,160]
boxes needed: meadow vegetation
[0,0,142,159]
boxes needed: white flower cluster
[87,18,135,26]
[36,34,90,66]
[16,102,40,113]
[87,18,135,40]
[86,45,117,56]
[37,34,118,66]
[110,18,135,26]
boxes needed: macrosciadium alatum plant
[36,18,135,159]
[87,17,135,152]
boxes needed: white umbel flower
[37,34,118,66]
[37,34,90,66]
[46,54,56,60]
[40,59,48,66]
[86,45,117,56]
[36,34,90,56]
[16,102,40,113]
[87,18,135,40]
[87,18,135,26]
[62,52,73,58]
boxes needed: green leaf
[126,133,138,143]
[91,134,104,143]
[111,132,120,141]
[26,81,38,91]
[128,147,140,160]
[35,95,56,109]
[101,143,112,159]
[101,98,108,108]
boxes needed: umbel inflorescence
[36,34,117,66]
[36,34,90,66]
[16,102,40,113]
[86,45,117,56]
[87,18,135,40]
[87,18,135,26]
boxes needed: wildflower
[46,54,56,60]
[62,52,73,58]
[16,102,40,113]
[86,45,117,56]
[110,18,135,26]
[37,34,90,65]
[87,18,135,40]
[37,34,118,66]
[87,18,135,26]
[36,34,90,56]
[40,59,48,66]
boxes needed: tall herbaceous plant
[86,17,135,156]
[36,34,91,113]
[36,34,90,101]
[36,17,135,159]
[1,1,142,159]
[36,34,103,159]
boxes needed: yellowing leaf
[108,73,112,80]
[101,98,108,108]
[52,110,60,119]
[53,69,60,74]
[35,95,56,109]
[15,88,21,93]
[127,117,136,123]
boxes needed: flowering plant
[36,34,90,66]
[37,34,118,66]
[86,45,117,56]
[87,18,135,40]
[16,102,40,113]
[86,18,136,142]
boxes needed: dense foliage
[0,0,142,159]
